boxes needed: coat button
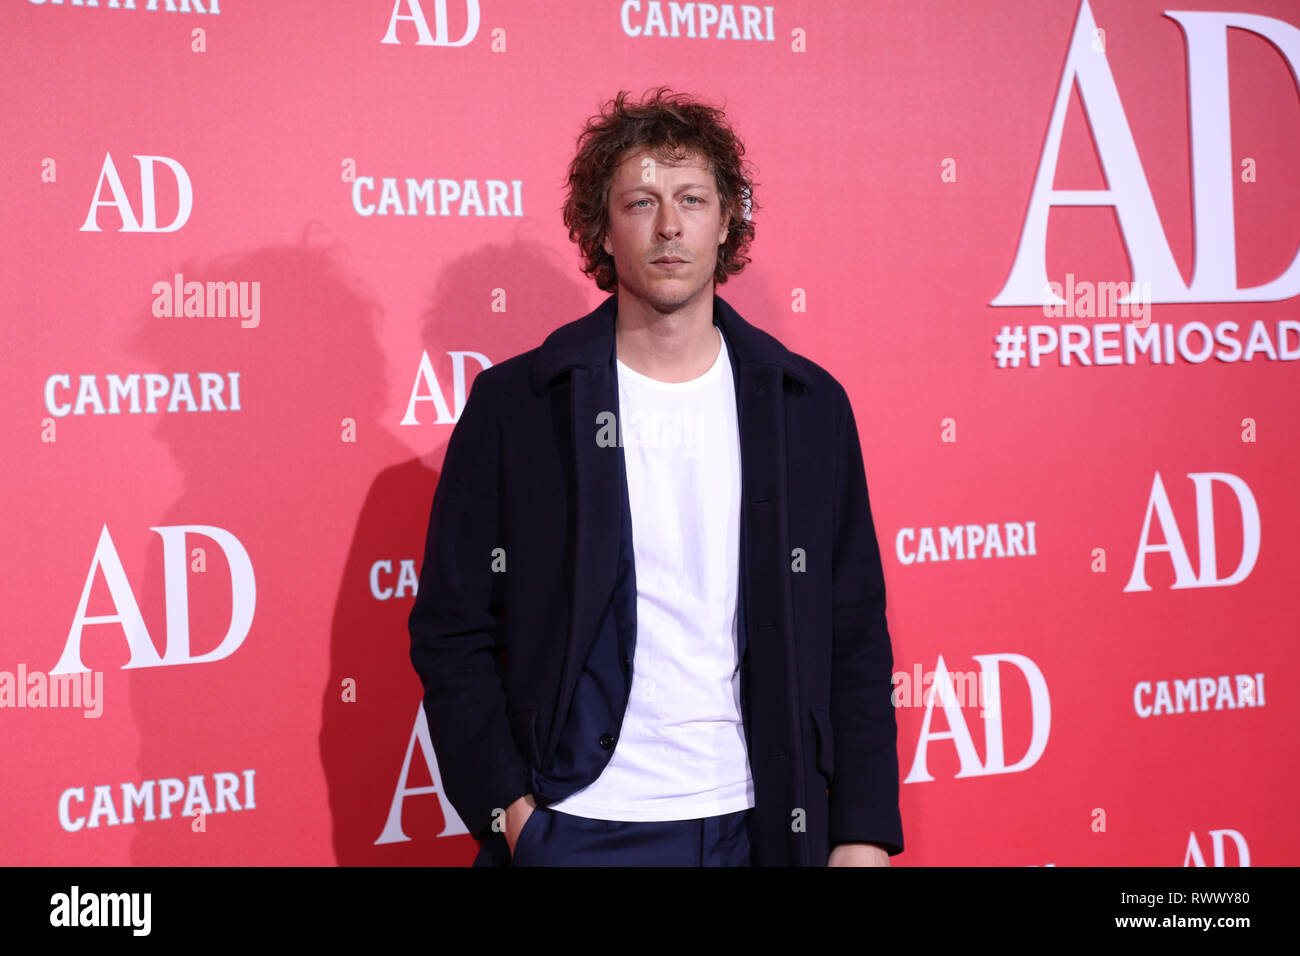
[599,733,615,750]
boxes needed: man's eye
[684,196,703,204]
[631,199,651,208]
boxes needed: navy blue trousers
[508,806,752,866]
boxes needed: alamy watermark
[1043,273,1153,326]
[0,665,103,718]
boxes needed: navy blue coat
[409,293,903,866]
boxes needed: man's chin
[640,280,709,314]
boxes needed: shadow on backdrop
[324,240,588,864]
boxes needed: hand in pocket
[505,793,538,859]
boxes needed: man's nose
[655,207,681,239]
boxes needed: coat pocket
[809,707,835,783]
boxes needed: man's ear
[718,210,731,246]
[602,230,613,256]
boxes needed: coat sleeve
[408,371,530,842]
[827,384,905,856]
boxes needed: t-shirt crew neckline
[615,326,726,390]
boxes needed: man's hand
[503,793,538,857]
[828,843,890,867]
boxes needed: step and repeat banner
[2,0,1296,867]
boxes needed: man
[409,88,903,866]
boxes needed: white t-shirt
[548,325,756,821]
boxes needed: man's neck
[613,284,721,383]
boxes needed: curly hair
[562,87,758,292]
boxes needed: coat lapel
[558,358,624,751]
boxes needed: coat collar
[530,292,815,394]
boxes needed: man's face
[601,148,731,314]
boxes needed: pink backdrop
[2,0,1297,866]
